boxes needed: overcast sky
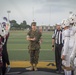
[0,0,76,26]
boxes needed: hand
[52,47,54,51]
[39,39,42,44]
[61,55,66,60]
[39,41,42,44]
[0,45,2,48]
[32,37,36,41]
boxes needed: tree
[20,20,27,29]
[10,20,19,28]
[10,20,31,30]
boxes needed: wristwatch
[52,45,54,47]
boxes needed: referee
[52,23,63,73]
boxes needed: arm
[61,37,69,60]
[26,30,36,41]
[26,35,36,41]
[39,37,42,44]
[34,31,42,42]
[51,38,55,51]
[61,30,70,60]
[70,42,76,68]
[1,36,6,45]
[52,38,55,46]
[52,30,56,45]
[52,33,55,50]
[62,37,69,55]
[70,43,76,60]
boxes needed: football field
[6,30,64,75]
[7,30,55,61]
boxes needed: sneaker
[26,67,34,71]
[60,70,64,74]
[55,69,58,71]
[56,70,60,73]
[7,65,11,73]
[34,67,38,71]
[55,69,60,73]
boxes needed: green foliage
[10,20,31,30]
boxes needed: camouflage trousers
[29,50,40,64]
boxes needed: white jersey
[62,26,75,67]
[62,29,70,55]
[70,26,76,67]
[69,26,75,49]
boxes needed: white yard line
[8,49,52,51]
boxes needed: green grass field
[7,30,55,61]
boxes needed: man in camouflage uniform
[26,22,42,71]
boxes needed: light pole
[69,11,73,14]
[32,7,34,21]
[7,10,11,22]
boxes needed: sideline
[10,61,56,69]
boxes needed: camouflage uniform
[27,29,42,64]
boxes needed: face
[31,25,36,31]
[64,26,69,30]
[56,25,61,30]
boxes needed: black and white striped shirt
[52,29,63,44]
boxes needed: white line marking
[8,49,52,51]
[6,72,20,74]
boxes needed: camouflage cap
[31,22,36,26]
